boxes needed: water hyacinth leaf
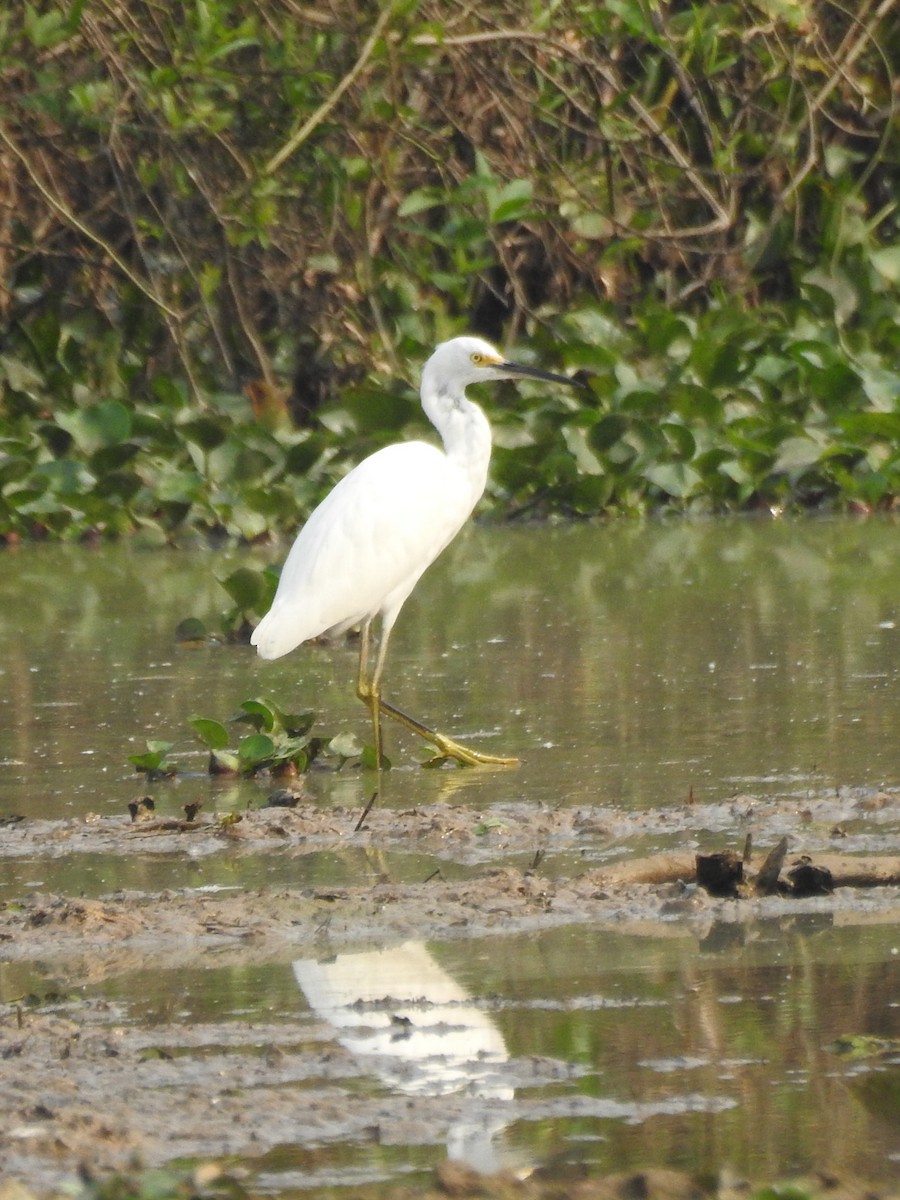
[807,362,864,412]
[209,749,240,775]
[695,447,737,474]
[327,731,364,760]
[742,352,782,387]
[772,434,828,475]
[788,339,840,372]
[128,752,162,772]
[338,383,412,435]
[55,401,132,454]
[237,699,276,732]
[275,735,314,761]
[719,458,756,488]
[238,733,276,768]
[637,308,694,356]
[858,365,900,412]
[220,566,269,612]
[360,743,389,771]
[625,416,667,458]
[272,707,316,737]
[284,436,327,475]
[128,740,174,772]
[93,470,142,503]
[619,388,666,418]
[587,413,629,452]
[838,412,900,441]
[662,422,697,460]
[189,717,231,750]
[801,266,859,323]
[281,745,310,773]
[31,458,95,496]
[690,338,744,389]
[569,473,615,512]
[175,617,208,643]
[178,416,228,451]
[561,425,603,476]
[671,384,722,424]
[0,453,33,485]
[645,461,702,498]
[870,245,900,284]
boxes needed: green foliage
[1,0,898,538]
[217,565,279,635]
[184,698,361,776]
[490,295,900,515]
[128,740,178,779]
[177,566,281,641]
[829,1033,900,1059]
[129,701,371,782]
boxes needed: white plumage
[251,335,576,766]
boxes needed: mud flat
[2,791,899,1196]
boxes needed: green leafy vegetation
[174,565,279,642]
[1,0,897,541]
[127,739,177,780]
[129,697,368,779]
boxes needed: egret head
[423,336,578,396]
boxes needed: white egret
[251,335,579,767]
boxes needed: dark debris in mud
[0,793,897,972]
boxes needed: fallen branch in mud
[587,850,900,896]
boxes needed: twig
[263,2,399,177]
[354,790,379,832]
[412,29,555,47]
[809,0,897,115]
[0,123,181,319]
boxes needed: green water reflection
[451,918,900,1183]
[0,845,475,906]
[1,518,897,824]
[11,914,896,1190]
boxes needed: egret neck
[420,376,493,504]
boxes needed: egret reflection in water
[292,941,523,1173]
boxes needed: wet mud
[2,790,900,1196]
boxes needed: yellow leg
[355,620,384,769]
[355,619,518,768]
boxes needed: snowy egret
[251,335,579,767]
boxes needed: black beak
[500,360,588,388]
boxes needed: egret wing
[251,441,474,659]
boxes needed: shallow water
[6,911,899,1190]
[2,517,898,824]
[2,517,900,1190]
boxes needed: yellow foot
[429,733,519,768]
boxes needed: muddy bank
[2,862,900,978]
[1,789,899,973]
[2,792,900,1196]
[2,790,898,868]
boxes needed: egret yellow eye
[470,352,484,365]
